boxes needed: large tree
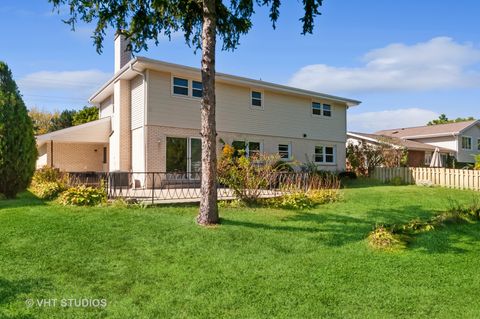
[72,105,99,125]
[0,62,37,198]
[49,0,324,225]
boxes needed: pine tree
[0,62,37,198]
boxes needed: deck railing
[66,171,335,203]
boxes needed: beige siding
[99,95,113,119]
[145,125,346,172]
[131,75,145,129]
[147,70,347,143]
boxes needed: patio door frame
[166,136,201,179]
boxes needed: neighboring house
[36,34,361,179]
[347,132,452,167]
[376,120,480,165]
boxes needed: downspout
[130,63,148,173]
[50,140,54,167]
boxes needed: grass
[1,183,480,318]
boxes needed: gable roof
[375,120,479,139]
[89,56,361,107]
[348,132,450,152]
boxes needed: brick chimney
[114,32,132,72]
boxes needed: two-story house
[36,35,361,179]
[375,120,480,165]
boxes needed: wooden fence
[373,167,480,191]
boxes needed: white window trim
[314,145,337,165]
[171,75,202,100]
[461,136,473,150]
[311,99,332,118]
[250,89,264,110]
[278,143,292,160]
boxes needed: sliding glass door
[166,137,201,178]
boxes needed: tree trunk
[197,0,219,225]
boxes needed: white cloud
[18,69,111,109]
[348,108,439,133]
[289,37,480,93]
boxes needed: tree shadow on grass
[221,205,456,249]
[409,222,480,254]
[0,192,46,210]
[0,277,52,319]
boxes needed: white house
[375,120,480,164]
[36,35,361,178]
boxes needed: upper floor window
[312,102,332,117]
[477,139,480,151]
[314,145,336,164]
[462,136,472,150]
[192,81,203,98]
[173,77,189,96]
[278,144,291,160]
[251,91,263,108]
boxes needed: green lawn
[1,183,480,319]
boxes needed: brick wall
[145,125,346,172]
[407,150,426,167]
[43,142,108,172]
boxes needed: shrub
[475,155,480,170]
[218,145,281,204]
[59,185,106,206]
[0,62,37,198]
[30,181,65,200]
[273,160,295,172]
[338,171,357,180]
[307,188,340,204]
[268,189,340,210]
[32,166,67,184]
[268,191,313,210]
[367,226,406,251]
[30,167,68,200]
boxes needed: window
[173,77,189,96]
[232,140,262,158]
[278,144,291,160]
[249,142,261,158]
[312,102,322,116]
[323,104,332,117]
[192,81,203,98]
[312,102,332,117]
[462,136,472,150]
[314,146,336,164]
[478,139,480,151]
[103,147,107,164]
[251,91,262,108]
[424,152,432,166]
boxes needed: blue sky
[1,0,479,132]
